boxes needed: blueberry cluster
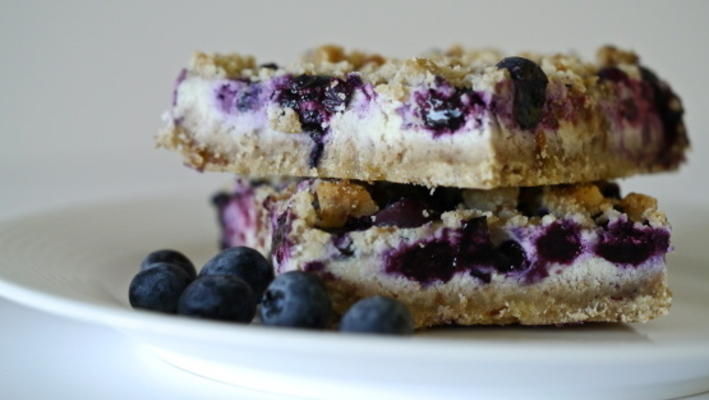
[384,217,530,286]
[275,74,360,167]
[129,246,413,334]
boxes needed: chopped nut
[190,52,256,79]
[596,45,639,67]
[302,45,384,69]
[313,180,379,228]
[620,193,658,222]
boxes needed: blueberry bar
[213,179,671,328]
[160,45,687,189]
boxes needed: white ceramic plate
[0,193,707,399]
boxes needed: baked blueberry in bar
[213,179,672,328]
[160,45,687,189]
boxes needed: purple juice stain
[216,80,262,113]
[384,239,457,285]
[535,220,582,265]
[303,261,325,272]
[302,261,336,281]
[383,217,531,285]
[236,85,262,111]
[306,132,325,168]
[212,192,232,250]
[412,77,484,136]
[212,184,258,250]
[172,68,188,106]
[275,74,360,167]
[271,211,295,267]
[332,234,354,258]
[216,81,239,113]
[639,66,687,167]
[595,219,670,266]
[598,66,686,167]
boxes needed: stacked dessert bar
[158,45,687,328]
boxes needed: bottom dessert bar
[212,179,672,329]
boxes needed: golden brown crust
[325,268,671,328]
[159,121,682,189]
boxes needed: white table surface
[2,1,708,398]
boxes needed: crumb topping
[186,45,646,92]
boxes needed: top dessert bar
[158,45,688,189]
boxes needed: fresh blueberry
[235,85,261,112]
[259,271,332,329]
[178,275,257,322]
[129,263,192,313]
[200,246,274,300]
[141,249,196,280]
[339,296,414,335]
[496,57,548,130]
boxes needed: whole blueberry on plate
[496,56,548,130]
[140,249,196,280]
[339,296,414,335]
[129,263,192,313]
[177,275,257,323]
[260,271,332,329]
[199,246,274,300]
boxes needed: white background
[1,1,708,398]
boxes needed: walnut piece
[620,193,658,222]
[313,180,379,228]
[543,183,607,214]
